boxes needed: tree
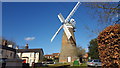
[84,2,119,24]
[75,46,86,63]
[83,2,120,35]
[19,45,26,49]
[42,57,48,61]
[76,46,86,57]
[0,37,18,48]
[88,38,99,59]
[97,24,120,67]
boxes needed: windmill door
[67,57,71,62]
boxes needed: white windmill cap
[70,18,75,22]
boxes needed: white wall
[17,52,41,66]
[0,49,15,59]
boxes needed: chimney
[2,40,7,46]
[25,44,29,49]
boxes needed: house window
[30,59,32,63]
[30,53,32,57]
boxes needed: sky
[2,2,105,54]
[0,2,2,37]
[1,0,119,2]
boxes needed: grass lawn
[35,63,87,68]
[79,63,87,66]
[73,63,87,66]
[48,64,70,66]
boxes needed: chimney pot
[25,44,29,49]
[2,40,7,46]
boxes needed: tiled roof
[44,55,53,56]
[44,53,60,57]
[53,53,60,54]
[17,48,43,53]
[52,53,60,56]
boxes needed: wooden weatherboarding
[51,2,81,62]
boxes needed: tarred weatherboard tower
[51,2,81,63]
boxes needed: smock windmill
[51,2,81,63]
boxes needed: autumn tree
[83,2,120,67]
[97,24,120,67]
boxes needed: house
[0,40,22,68]
[17,44,44,66]
[52,53,60,59]
[82,53,88,62]
[44,55,53,59]
[44,53,60,62]
[0,40,17,60]
[0,44,16,60]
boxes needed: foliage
[88,38,99,59]
[76,46,86,57]
[53,58,59,62]
[42,57,49,61]
[97,24,120,67]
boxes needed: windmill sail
[65,2,81,22]
[51,25,63,42]
[63,24,72,39]
[51,2,80,42]
[58,13,65,23]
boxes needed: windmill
[51,2,81,62]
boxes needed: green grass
[73,63,87,66]
[48,63,70,67]
[35,63,87,68]
[79,63,87,66]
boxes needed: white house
[17,44,44,66]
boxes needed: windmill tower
[51,2,81,63]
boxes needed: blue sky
[2,2,102,54]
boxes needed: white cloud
[24,37,35,41]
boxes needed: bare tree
[76,45,86,57]
[83,2,120,35]
[84,2,119,24]
[0,37,17,48]
[19,45,26,49]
